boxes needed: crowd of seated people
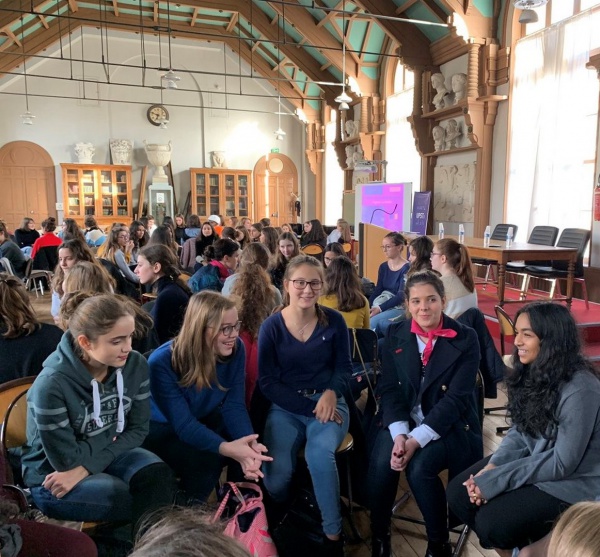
[2,211,600,557]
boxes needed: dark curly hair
[506,302,598,439]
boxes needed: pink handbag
[212,482,278,557]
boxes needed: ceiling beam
[352,0,432,68]
[0,0,53,32]
[440,0,491,37]
[421,0,448,23]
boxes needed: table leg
[566,259,575,309]
[497,263,506,307]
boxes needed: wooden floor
[29,290,509,557]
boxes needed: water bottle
[483,225,491,247]
[458,224,465,244]
[505,226,514,248]
[438,223,444,240]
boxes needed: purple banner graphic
[410,191,431,236]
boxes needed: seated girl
[22,294,176,535]
[258,255,352,556]
[50,239,96,322]
[135,244,191,345]
[144,292,271,503]
[407,236,433,276]
[430,238,477,319]
[367,271,482,557]
[447,302,600,556]
[369,232,410,337]
[0,273,63,383]
[188,239,240,294]
[319,256,369,329]
[270,232,300,292]
[227,243,281,406]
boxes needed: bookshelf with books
[189,168,252,221]
[61,164,133,228]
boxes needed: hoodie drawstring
[116,369,125,433]
[90,380,104,429]
[90,369,125,433]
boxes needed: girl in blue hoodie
[22,294,176,532]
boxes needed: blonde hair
[171,292,237,389]
[548,502,600,557]
[104,225,131,264]
[131,507,250,557]
[62,261,115,297]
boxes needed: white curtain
[324,112,344,225]
[506,9,600,239]
[386,88,421,199]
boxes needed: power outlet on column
[56,203,64,210]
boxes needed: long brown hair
[260,226,279,257]
[0,273,40,338]
[51,239,96,296]
[104,225,131,264]
[436,238,475,292]
[139,244,191,294]
[323,256,366,312]
[171,292,237,389]
[273,232,300,271]
[231,243,276,339]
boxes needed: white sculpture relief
[110,139,133,165]
[432,125,446,152]
[433,163,476,228]
[430,73,450,110]
[444,119,461,150]
[344,119,359,139]
[74,143,95,164]
[451,73,468,104]
[211,151,227,168]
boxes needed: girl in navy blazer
[367,271,482,557]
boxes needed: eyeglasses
[118,234,130,239]
[381,245,396,251]
[290,279,323,291]
[219,321,242,337]
[324,256,334,263]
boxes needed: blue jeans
[262,394,349,536]
[370,307,405,337]
[31,448,170,523]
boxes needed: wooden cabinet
[189,168,252,221]
[61,164,132,227]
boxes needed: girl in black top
[195,222,218,263]
[15,217,40,249]
[300,219,327,248]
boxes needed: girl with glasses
[144,291,271,503]
[369,232,410,337]
[103,225,139,285]
[258,255,352,556]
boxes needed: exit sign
[271,148,280,153]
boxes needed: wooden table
[454,237,578,307]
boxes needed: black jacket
[456,307,506,399]
[379,314,482,464]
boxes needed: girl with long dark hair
[188,239,240,293]
[270,232,300,292]
[448,302,600,557]
[300,219,327,248]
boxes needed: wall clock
[147,104,169,126]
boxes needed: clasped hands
[462,464,495,506]
[220,434,272,482]
[390,434,419,472]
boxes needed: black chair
[32,245,59,272]
[505,226,559,299]
[348,327,379,401]
[472,224,518,285]
[522,228,591,308]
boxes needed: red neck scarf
[410,316,457,366]
[210,260,230,280]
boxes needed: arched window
[385,61,421,198]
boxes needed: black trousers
[446,455,570,550]
[367,426,475,543]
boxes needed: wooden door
[253,154,298,227]
[0,141,55,231]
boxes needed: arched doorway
[253,154,299,227]
[0,141,56,231]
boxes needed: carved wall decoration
[433,163,476,226]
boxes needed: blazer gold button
[464,424,470,431]
[441,385,447,391]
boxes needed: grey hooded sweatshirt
[22,331,151,487]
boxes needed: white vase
[74,142,95,164]
[110,139,133,165]
[144,140,172,183]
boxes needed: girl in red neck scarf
[367,270,483,557]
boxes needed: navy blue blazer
[379,314,483,462]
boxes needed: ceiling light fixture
[335,0,351,111]
[161,69,180,89]
[274,16,286,140]
[158,78,169,129]
[513,0,548,24]
[19,15,35,125]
